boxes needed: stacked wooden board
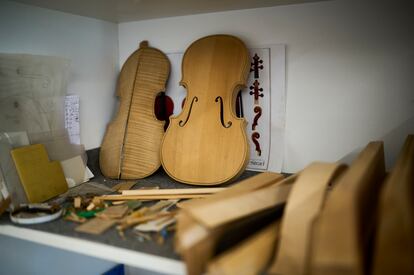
[174,136,414,275]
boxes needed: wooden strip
[373,135,414,275]
[121,187,226,196]
[75,218,116,235]
[118,211,176,230]
[309,142,385,275]
[179,172,284,210]
[97,205,129,219]
[207,221,280,275]
[112,181,137,192]
[268,162,346,275]
[99,194,209,201]
[185,175,295,229]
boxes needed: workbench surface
[0,148,259,274]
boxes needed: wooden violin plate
[100,41,170,179]
[161,35,250,185]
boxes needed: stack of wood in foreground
[175,135,414,275]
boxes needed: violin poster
[165,45,285,172]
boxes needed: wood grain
[175,173,295,275]
[207,221,280,275]
[121,187,226,196]
[100,41,170,179]
[98,194,210,200]
[269,162,347,275]
[161,35,250,185]
[309,142,385,275]
[178,172,285,210]
[373,135,414,275]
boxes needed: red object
[251,132,262,156]
[154,93,174,131]
[249,80,264,103]
[252,106,262,130]
[250,53,263,79]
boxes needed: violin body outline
[100,41,170,179]
[161,35,250,185]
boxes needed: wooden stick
[121,187,226,196]
[98,194,210,201]
[117,211,176,230]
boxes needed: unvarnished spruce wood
[269,162,347,275]
[176,173,296,275]
[100,41,170,179]
[121,187,226,196]
[309,142,386,275]
[178,172,284,209]
[186,179,293,228]
[98,194,210,200]
[207,221,280,275]
[373,135,414,275]
[161,35,250,185]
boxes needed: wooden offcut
[207,222,280,275]
[121,187,226,196]
[269,162,347,275]
[100,41,170,179]
[176,173,292,275]
[161,35,250,185]
[309,142,386,275]
[373,135,414,275]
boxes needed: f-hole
[215,96,232,128]
[179,96,198,127]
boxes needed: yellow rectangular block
[11,144,68,203]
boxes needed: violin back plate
[100,42,170,179]
[161,35,250,185]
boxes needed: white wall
[119,0,414,173]
[0,0,119,150]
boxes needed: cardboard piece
[11,144,68,203]
[373,135,414,275]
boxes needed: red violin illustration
[250,53,263,79]
[252,106,262,130]
[251,132,262,156]
[249,80,264,104]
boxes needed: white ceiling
[8,0,328,23]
